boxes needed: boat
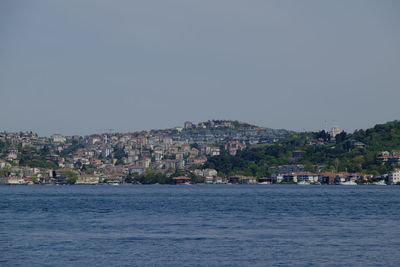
[340,181,357,185]
[372,180,386,185]
[297,181,310,185]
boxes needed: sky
[1,0,399,136]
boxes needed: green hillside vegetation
[204,121,400,177]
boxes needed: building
[269,165,305,175]
[213,176,226,184]
[173,176,191,184]
[203,176,214,184]
[225,141,246,156]
[128,167,145,174]
[52,134,66,143]
[258,177,272,184]
[76,174,100,184]
[228,176,241,184]
[320,172,336,184]
[388,169,400,184]
[282,172,319,183]
[330,126,341,137]
[184,121,194,129]
[202,169,217,177]
[0,177,26,185]
[241,176,258,184]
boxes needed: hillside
[203,120,400,177]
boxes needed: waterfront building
[76,174,100,184]
[388,169,400,185]
[173,176,191,184]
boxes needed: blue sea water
[1,185,400,266]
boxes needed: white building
[184,121,194,129]
[330,126,341,137]
[102,148,113,158]
[388,169,400,184]
[203,169,217,177]
[52,134,66,143]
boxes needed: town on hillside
[0,120,288,185]
[1,120,399,185]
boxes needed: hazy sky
[1,0,399,136]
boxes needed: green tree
[63,170,77,184]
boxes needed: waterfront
[1,185,400,266]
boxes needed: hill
[203,120,400,177]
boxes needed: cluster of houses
[376,151,400,166]
[1,124,400,186]
[1,161,399,185]
[0,121,291,185]
[169,170,392,185]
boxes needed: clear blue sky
[1,0,399,136]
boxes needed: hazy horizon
[1,1,399,136]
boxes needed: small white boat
[297,181,310,185]
[372,180,386,185]
[340,181,357,185]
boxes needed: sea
[1,185,400,267]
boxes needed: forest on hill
[203,120,400,177]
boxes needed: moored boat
[340,181,357,185]
[372,180,386,185]
[297,181,310,185]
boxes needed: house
[241,176,257,184]
[54,170,67,184]
[7,151,18,160]
[129,167,145,174]
[176,160,185,170]
[295,173,319,183]
[320,173,336,184]
[269,164,305,175]
[388,169,400,184]
[38,176,53,184]
[272,174,284,183]
[225,141,246,156]
[282,172,319,183]
[258,177,272,184]
[173,176,191,184]
[184,121,194,129]
[203,169,217,177]
[52,134,66,143]
[203,176,214,184]
[0,160,11,168]
[214,176,226,184]
[164,159,176,170]
[388,156,400,166]
[376,153,400,165]
[105,176,123,184]
[193,169,204,176]
[0,177,26,185]
[228,176,241,184]
[76,174,100,184]
[282,173,297,183]
[334,172,360,184]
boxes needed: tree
[304,162,314,172]
[0,167,10,177]
[63,170,77,184]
